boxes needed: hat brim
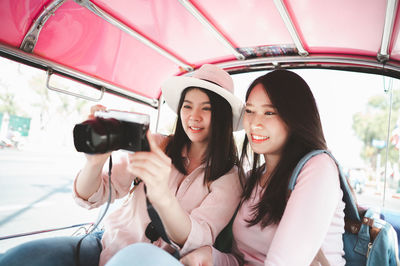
[161,76,243,131]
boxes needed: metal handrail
[0,43,159,107]
[20,0,67,53]
[46,69,105,102]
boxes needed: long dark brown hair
[240,70,327,228]
[166,87,238,184]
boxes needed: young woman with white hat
[0,64,244,266]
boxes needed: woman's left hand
[127,131,173,205]
[180,246,213,266]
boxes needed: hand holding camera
[73,105,152,199]
[73,106,173,205]
[126,131,173,206]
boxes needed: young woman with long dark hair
[180,69,345,265]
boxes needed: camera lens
[73,118,122,153]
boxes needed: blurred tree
[30,75,50,130]
[0,79,19,115]
[352,85,400,170]
[0,90,17,115]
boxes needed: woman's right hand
[88,104,107,119]
[180,246,213,266]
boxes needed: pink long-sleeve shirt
[73,136,242,266]
[213,153,346,266]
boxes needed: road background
[0,148,99,253]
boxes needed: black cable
[75,155,113,266]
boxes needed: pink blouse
[213,153,346,266]
[73,136,242,266]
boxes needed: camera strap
[144,185,181,259]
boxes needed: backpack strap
[288,150,400,264]
[288,150,361,222]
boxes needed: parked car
[348,168,367,194]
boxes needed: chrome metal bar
[378,0,398,62]
[178,0,245,60]
[46,69,105,102]
[20,0,67,52]
[74,0,193,71]
[218,55,400,72]
[273,0,309,56]
[0,43,159,107]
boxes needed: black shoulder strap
[213,204,239,253]
[287,150,361,222]
[144,185,180,259]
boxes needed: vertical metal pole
[383,77,394,207]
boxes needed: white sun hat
[161,64,244,131]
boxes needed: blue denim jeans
[0,231,103,266]
[106,243,183,266]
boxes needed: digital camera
[73,110,150,154]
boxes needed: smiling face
[180,88,212,146]
[243,83,289,159]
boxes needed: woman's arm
[75,153,110,200]
[127,132,242,250]
[156,166,242,252]
[178,168,242,254]
[265,154,342,265]
[127,132,191,245]
[74,104,111,200]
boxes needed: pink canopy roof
[1,0,399,107]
